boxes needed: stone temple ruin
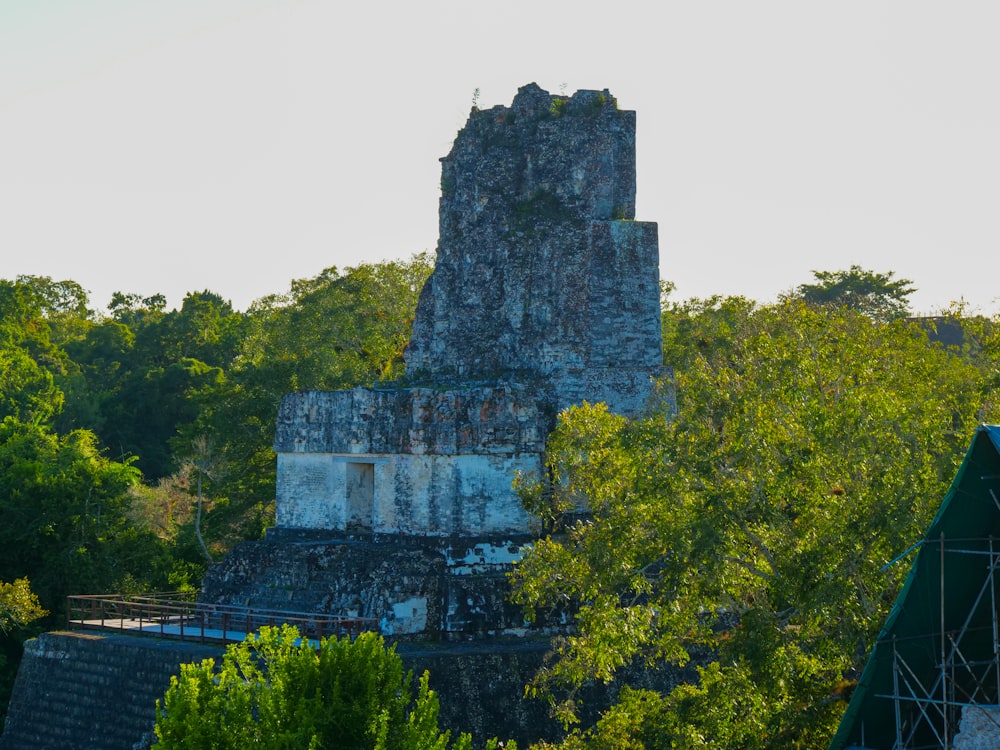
[271,82,664,540]
[0,84,669,750]
[203,83,665,645]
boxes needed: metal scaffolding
[832,428,1000,750]
[872,537,1000,749]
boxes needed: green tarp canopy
[830,425,1000,749]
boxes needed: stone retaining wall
[0,631,221,750]
[0,631,557,749]
[0,630,692,749]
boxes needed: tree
[56,320,134,434]
[0,417,177,611]
[239,253,434,391]
[2,275,91,354]
[184,435,218,564]
[0,578,47,635]
[511,298,996,748]
[154,624,513,750]
[0,577,47,728]
[145,291,244,370]
[0,346,63,425]
[789,265,915,322]
[78,291,244,479]
[107,291,167,328]
[0,278,75,426]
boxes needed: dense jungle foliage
[0,254,433,718]
[515,272,1000,748]
[0,260,997,747]
[154,624,515,750]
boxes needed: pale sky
[2,1,998,316]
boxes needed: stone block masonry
[273,384,547,534]
[404,83,663,405]
[275,82,667,538]
[199,531,560,639]
[0,631,222,750]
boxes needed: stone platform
[199,529,566,639]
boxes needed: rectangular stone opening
[345,462,374,531]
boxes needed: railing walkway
[66,593,378,645]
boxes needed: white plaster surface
[382,597,428,635]
[379,453,538,535]
[444,541,529,574]
[278,450,540,536]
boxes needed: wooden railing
[66,593,377,645]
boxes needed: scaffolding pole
[877,539,1000,748]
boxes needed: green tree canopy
[512,297,996,748]
[0,578,47,635]
[239,253,433,390]
[0,417,175,611]
[61,290,244,479]
[107,291,167,328]
[0,347,63,425]
[154,624,512,750]
[789,265,915,322]
[0,278,76,426]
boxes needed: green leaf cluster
[788,264,915,322]
[0,417,166,609]
[154,624,514,750]
[0,579,46,636]
[0,261,432,720]
[513,296,997,748]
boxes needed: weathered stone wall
[274,384,545,535]
[953,705,1000,749]
[276,452,539,534]
[200,531,554,638]
[403,83,664,415]
[1,627,695,749]
[274,384,547,456]
[0,631,221,750]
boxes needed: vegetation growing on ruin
[154,624,513,750]
[512,281,999,748]
[0,255,433,723]
[0,262,997,746]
